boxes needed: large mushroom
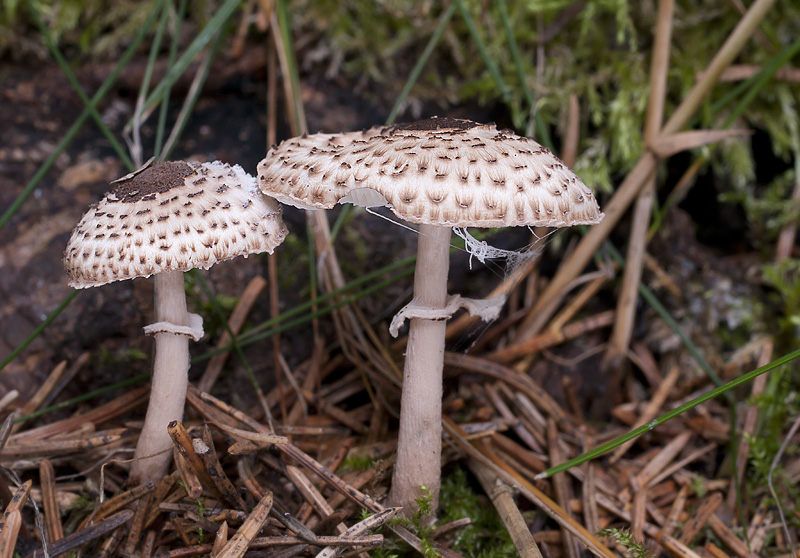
[64,160,287,484]
[257,117,603,512]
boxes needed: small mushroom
[257,117,603,513]
[64,160,287,484]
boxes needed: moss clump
[599,527,652,558]
[439,468,516,557]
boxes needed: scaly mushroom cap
[65,160,288,288]
[257,117,603,228]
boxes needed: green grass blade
[131,0,171,165]
[495,0,551,147]
[603,241,725,388]
[455,0,509,101]
[386,2,457,126]
[0,290,80,372]
[497,0,532,108]
[15,374,150,423]
[654,36,800,232]
[26,0,136,171]
[193,262,416,362]
[155,0,189,159]
[243,254,415,336]
[704,35,800,128]
[277,0,307,132]
[330,206,353,243]
[0,0,165,231]
[161,31,225,161]
[189,269,260,394]
[137,0,242,118]
[538,346,800,478]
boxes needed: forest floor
[0,40,798,558]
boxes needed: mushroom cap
[65,160,288,288]
[257,117,603,228]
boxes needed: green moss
[439,468,516,557]
[367,485,439,557]
[93,345,147,369]
[598,527,651,558]
[340,452,376,473]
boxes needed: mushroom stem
[390,223,451,514]
[130,270,190,484]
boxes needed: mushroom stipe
[64,160,287,484]
[257,116,604,514]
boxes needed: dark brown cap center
[112,161,194,203]
[390,116,479,133]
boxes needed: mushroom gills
[338,188,390,208]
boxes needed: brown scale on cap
[65,161,288,288]
[257,117,603,229]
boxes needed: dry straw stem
[213,422,288,446]
[266,27,287,422]
[514,0,776,344]
[490,310,615,363]
[608,364,681,463]
[470,458,543,558]
[648,129,753,158]
[168,420,216,499]
[190,387,458,558]
[0,429,126,460]
[212,521,229,556]
[547,420,580,558]
[604,0,674,372]
[198,275,267,393]
[198,424,246,510]
[0,510,21,558]
[581,464,600,539]
[24,509,134,558]
[548,267,613,331]
[748,501,772,551]
[661,484,689,538]
[485,383,545,454]
[728,341,772,506]
[714,64,800,82]
[678,492,723,544]
[143,470,180,529]
[595,492,704,558]
[285,465,347,535]
[96,524,125,556]
[0,480,31,532]
[11,360,68,433]
[122,487,154,556]
[38,458,63,542]
[706,514,756,558]
[442,416,616,558]
[173,447,203,499]
[271,3,384,390]
[10,386,148,443]
[776,179,800,262]
[79,481,154,530]
[314,507,399,558]
[216,491,273,558]
[445,353,572,430]
[0,393,17,415]
[164,535,386,557]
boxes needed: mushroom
[257,117,603,512]
[64,160,287,484]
